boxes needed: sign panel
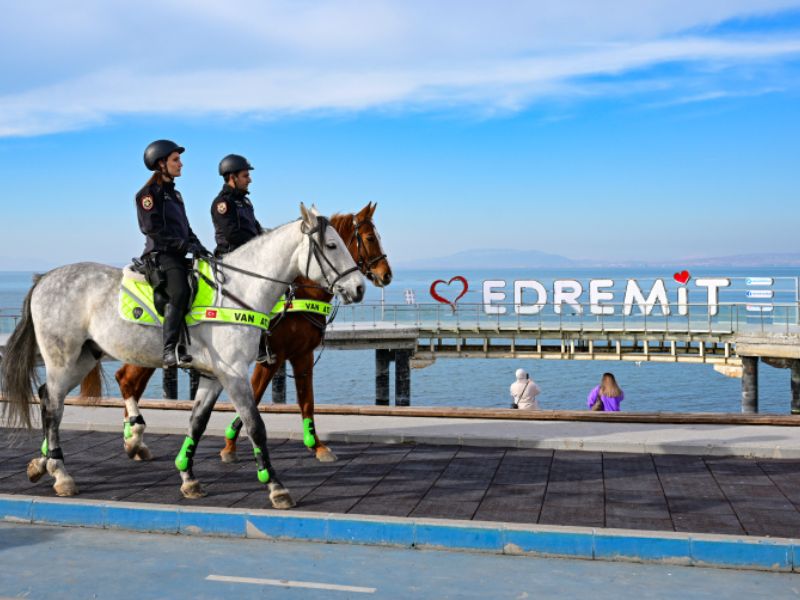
[746,277,774,286]
[746,304,774,313]
[745,290,774,299]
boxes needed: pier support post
[376,349,391,406]
[395,350,411,407]
[272,363,286,404]
[741,356,759,414]
[162,367,178,399]
[791,360,800,415]
[189,370,200,400]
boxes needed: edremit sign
[482,277,731,316]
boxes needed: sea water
[1,267,798,414]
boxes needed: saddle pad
[118,259,216,327]
[119,260,333,330]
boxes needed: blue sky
[0,1,799,269]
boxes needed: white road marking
[206,574,377,594]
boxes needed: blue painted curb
[1,494,796,572]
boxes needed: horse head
[299,203,365,304]
[345,202,392,288]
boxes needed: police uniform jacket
[211,185,263,256]
[136,180,202,257]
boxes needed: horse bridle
[349,216,387,282]
[202,217,359,311]
[303,216,361,294]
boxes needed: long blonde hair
[145,171,164,187]
[599,373,621,398]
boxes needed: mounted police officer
[136,139,211,368]
[211,154,269,362]
[211,154,263,256]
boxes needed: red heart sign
[673,270,691,284]
[430,276,469,309]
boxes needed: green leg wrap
[302,418,316,448]
[175,436,196,472]
[225,416,242,441]
[123,421,133,440]
[41,438,48,457]
[253,448,270,483]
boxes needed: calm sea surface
[1,267,798,414]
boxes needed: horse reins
[303,216,361,293]
[199,216,359,311]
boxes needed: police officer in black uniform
[211,154,263,256]
[211,154,270,362]
[137,140,211,368]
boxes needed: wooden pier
[3,304,800,414]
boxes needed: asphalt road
[0,523,798,599]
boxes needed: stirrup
[176,345,193,367]
[256,351,275,365]
[256,335,275,365]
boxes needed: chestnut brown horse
[81,202,391,463]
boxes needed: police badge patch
[216,202,227,215]
[141,196,154,211]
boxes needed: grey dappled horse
[0,204,364,509]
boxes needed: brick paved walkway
[2,429,800,537]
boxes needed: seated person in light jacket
[510,368,541,410]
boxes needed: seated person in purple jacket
[588,373,624,412]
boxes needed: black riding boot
[163,305,192,367]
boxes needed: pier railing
[328,302,800,336]
[0,308,20,334]
[2,302,799,337]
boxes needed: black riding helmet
[219,154,254,177]
[144,140,185,171]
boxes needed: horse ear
[299,202,316,228]
[369,202,377,217]
[310,203,321,217]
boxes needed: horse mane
[329,213,354,241]
[223,213,352,263]
[222,218,299,261]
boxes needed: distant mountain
[674,253,800,268]
[396,249,800,269]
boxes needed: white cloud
[1,1,799,135]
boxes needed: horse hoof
[219,450,238,464]
[54,478,79,497]
[124,442,139,459]
[26,459,46,483]
[181,480,207,499]
[134,445,153,461]
[269,489,296,510]
[315,446,338,463]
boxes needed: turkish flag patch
[205,309,217,318]
[216,202,227,215]
[141,195,154,211]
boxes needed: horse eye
[366,235,376,242]
[326,242,337,250]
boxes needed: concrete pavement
[54,402,800,459]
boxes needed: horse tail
[79,363,105,399]
[0,282,40,429]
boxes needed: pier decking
[2,428,800,538]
